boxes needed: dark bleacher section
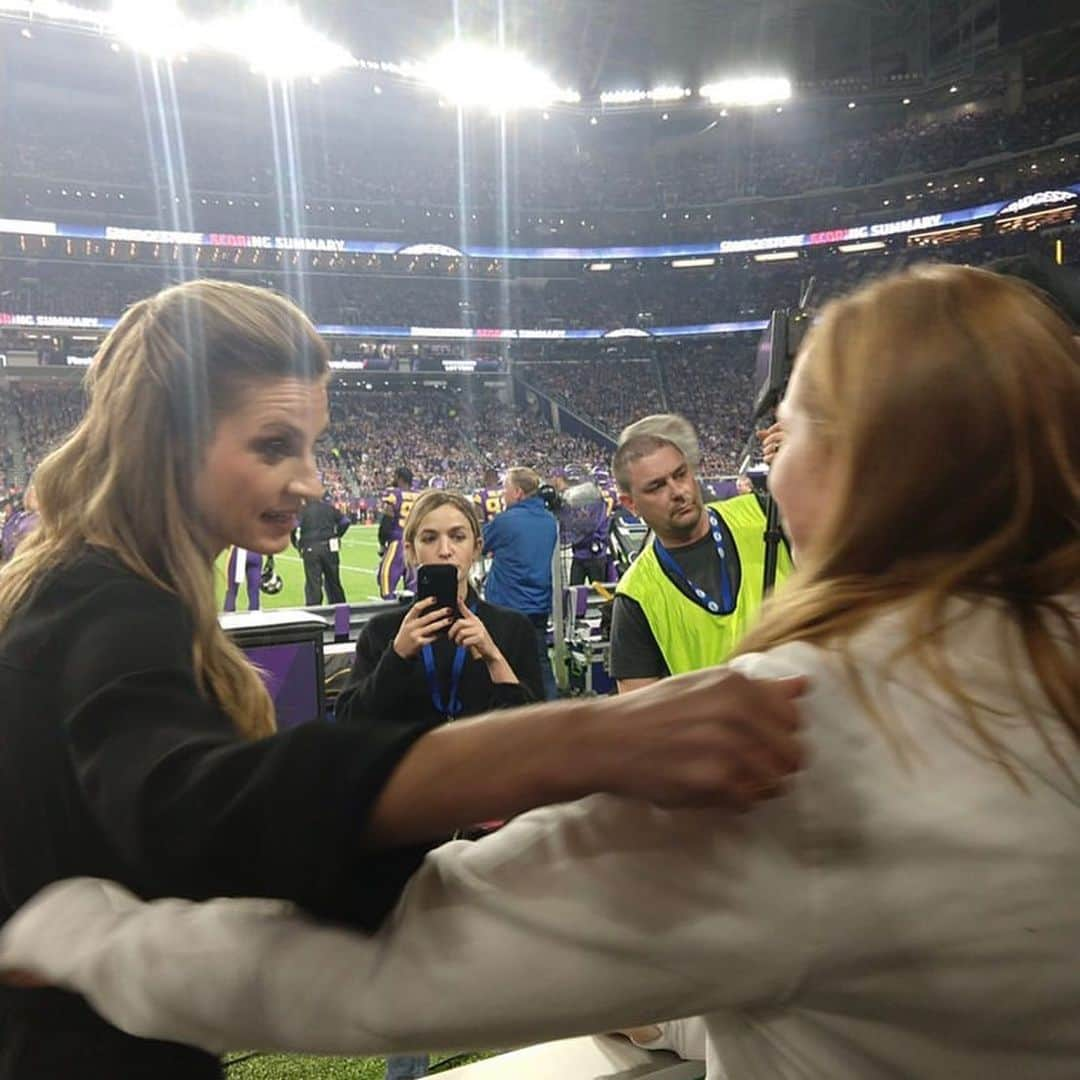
[5,77,1079,245]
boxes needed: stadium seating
[6,79,1079,245]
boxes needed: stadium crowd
[0,378,616,513]
[5,79,1078,245]
[0,339,771,511]
[9,383,85,474]
[517,357,666,436]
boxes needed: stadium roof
[4,1,1077,105]
[295,0,1074,93]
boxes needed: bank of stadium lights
[599,85,691,106]
[110,0,201,59]
[417,42,579,111]
[0,0,107,29]
[4,0,360,77]
[699,77,791,107]
[214,4,358,80]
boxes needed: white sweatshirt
[2,598,1078,1079]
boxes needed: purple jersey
[381,487,418,542]
[472,487,503,526]
[600,482,619,517]
[1,510,39,562]
[571,506,612,561]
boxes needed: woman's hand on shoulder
[586,667,807,811]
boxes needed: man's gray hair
[612,414,702,493]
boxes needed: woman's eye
[259,439,291,460]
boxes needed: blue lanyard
[420,598,476,721]
[653,507,735,615]
[421,642,468,721]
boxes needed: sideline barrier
[436,1035,705,1079]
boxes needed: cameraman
[482,466,558,700]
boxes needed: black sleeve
[60,582,431,928]
[336,512,352,539]
[608,594,670,681]
[377,513,396,547]
[334,616,421,730]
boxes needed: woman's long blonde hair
[0,279,329,739]
[737,264,1080,771]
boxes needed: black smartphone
[415,564,460,622]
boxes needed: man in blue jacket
[483,466,558,700]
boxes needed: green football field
[215,524,386,610]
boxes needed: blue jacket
[482,496,557,616]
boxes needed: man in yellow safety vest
[610,414,792,693]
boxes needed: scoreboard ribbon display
[1,184,1075,263]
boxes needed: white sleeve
[0,805,811,1055]
[0,651,817,1057]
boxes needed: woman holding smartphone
[337,489,543,770]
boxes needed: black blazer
[0,547,433,1080]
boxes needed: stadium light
[699,76,791,107]
[754,250,800,262]
[6,1,358,77]
[600,89,647,105]
[671,257,715,268]
[418,41,579,110]
[111,0,203,58]
[600,85,689,106]
[215,3,358,80]
[0,0,108,30]
[587,262,613,271]
[648,85,691,102]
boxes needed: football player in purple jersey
[377,467,417,599]
[471,467,503,528]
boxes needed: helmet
[260,556,284,595]
[260,574,284,595]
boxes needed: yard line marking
[274,553,376,576]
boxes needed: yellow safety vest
[615,495,792,674]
